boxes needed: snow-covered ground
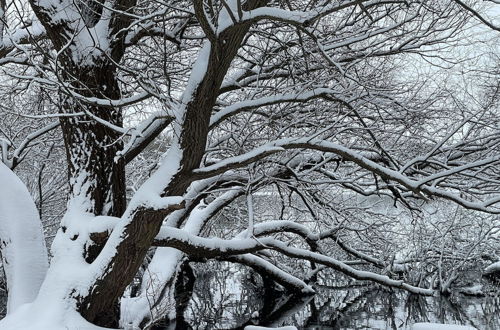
[0,302,109,330]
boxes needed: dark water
[169,263,500,330]
[0,263,498,329]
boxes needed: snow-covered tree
[0,0,499,328]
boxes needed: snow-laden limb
[224,254,315,294]
[63,89,152,109]
[120,112,175,163]
[193,145,285,177]
[0,20,45,58]
[123,13,188,47]
[484,260,500,275]
[209,88,343,128]
[154,227,435,296]
[332,236,387,269]
[399,112,484,174]
[218,0,375,33]
[236,220,320,241]
[124,144,185,214]
[0,162,48,313]
[415,156,500,187]
[194,137,500,213]
[238,220,399,270]
[121,189,243,328]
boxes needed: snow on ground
[0,302,112,330]
[412,323,477,330]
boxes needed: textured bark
[60,65,126,218]
[59,63,127,327]
[28,0,137,219]
[77,3,266,325]
[79,208,174,327]
[27,0,135,325]
[27,0,268,326]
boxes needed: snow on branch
[0,122,59,170]
[194,137,500,213]
[223,254,315,294]
[119,113,175,163]
[237,220,389,269]
[218,0,378,33]
[154,227,435,296]
[194,145,285,177]
[0,20,45,59]
[236,220,320,241]
[210,88,344,128]
[120,188,244,328]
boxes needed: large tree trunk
[59,64,126,218]
[57,63,127,326]
[24,0,266,327]
[77,11,265,326]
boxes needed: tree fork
[76,3,268,325]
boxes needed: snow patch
[0,302,112,330]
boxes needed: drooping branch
[153,227,435,296]
[193,137,500,213]
[223,254,315,293]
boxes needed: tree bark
[59,64,126,218]
[77,3,266,325]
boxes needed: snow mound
[412,323,477,330]
[0,302,113,330]
[0,162,48,313]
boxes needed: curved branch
[223,254,315,294]
[452,0,500,31]
[154,227,435,296]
